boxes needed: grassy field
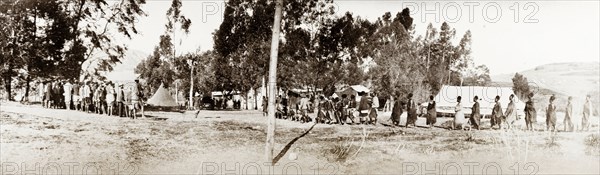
[1,101,599,174]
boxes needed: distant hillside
[81,49,148,73]
[492,62,599,115]
[81,49,149,82]
[492,62,599,98]
[110,49,148,72]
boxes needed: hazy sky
[123,0,600,75]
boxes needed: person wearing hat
[524,92,537,131]
[130,79,144,119]
[299,94,311,123]
[546,95,557,132]
[563,96,574,132]
[470,96,481,130]
[357,91,371,124]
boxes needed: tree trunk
[4,74,12,101]
[265,0,283,165]
[24,75,31,102]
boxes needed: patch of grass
[402,134,434,141]
[321,139,358,163]
[584,134,600,156]
[585,134,600,147]
[209,120,266,146]
[213,120,262,132]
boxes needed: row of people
[453,93,594,131]
[39,79,145,119]
[263,91,595,132]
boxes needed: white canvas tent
[433,85,525,116]
[336,85,370,101]
[146,84,178,107]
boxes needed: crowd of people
[38,79,146,119]
[263,91,596,132]
[264,91,385,125]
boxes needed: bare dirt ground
[1,101,599,175]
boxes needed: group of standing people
[456,92,594,132]
[39,79,145,119]
[535,93,594,132]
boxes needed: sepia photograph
[1,0,599,174]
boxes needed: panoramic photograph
[1,0,599,174]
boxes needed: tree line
[2,0,490,103]
[136,0,490,103]
[1,0,146,101]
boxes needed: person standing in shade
[63,80,73,110]
[39,82,46,107]
[491,95,503,129]
[299,94,310,123]
[131,79,145,119]
[425,95,437,128]
[45,81,54,108]
[82,81,91,113]
[72,82,81,111]
[79,81,90,112]
[470,96,481,130]
[369,93,379,125]
[406,93,418,128]
[390,93,403,127]
[53,81,63,109]
[524,92,537,131]
[93,83,100,114]
[116,84,125,117]
[564,96,574,132]
[105,82,115,116]
[348,95,357,124]
[546,95,557,132]
[453,96,465,130]
[582,95,593,131]
[357,92,371,125]
[504,94,518,130]
[99,83,107,115]
[262,96,268,116]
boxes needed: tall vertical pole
[266,0,283,165]
[189,60,194,109]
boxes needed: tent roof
[146,84,178,107]
[337,85,370,95]
[349,85,370,93]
